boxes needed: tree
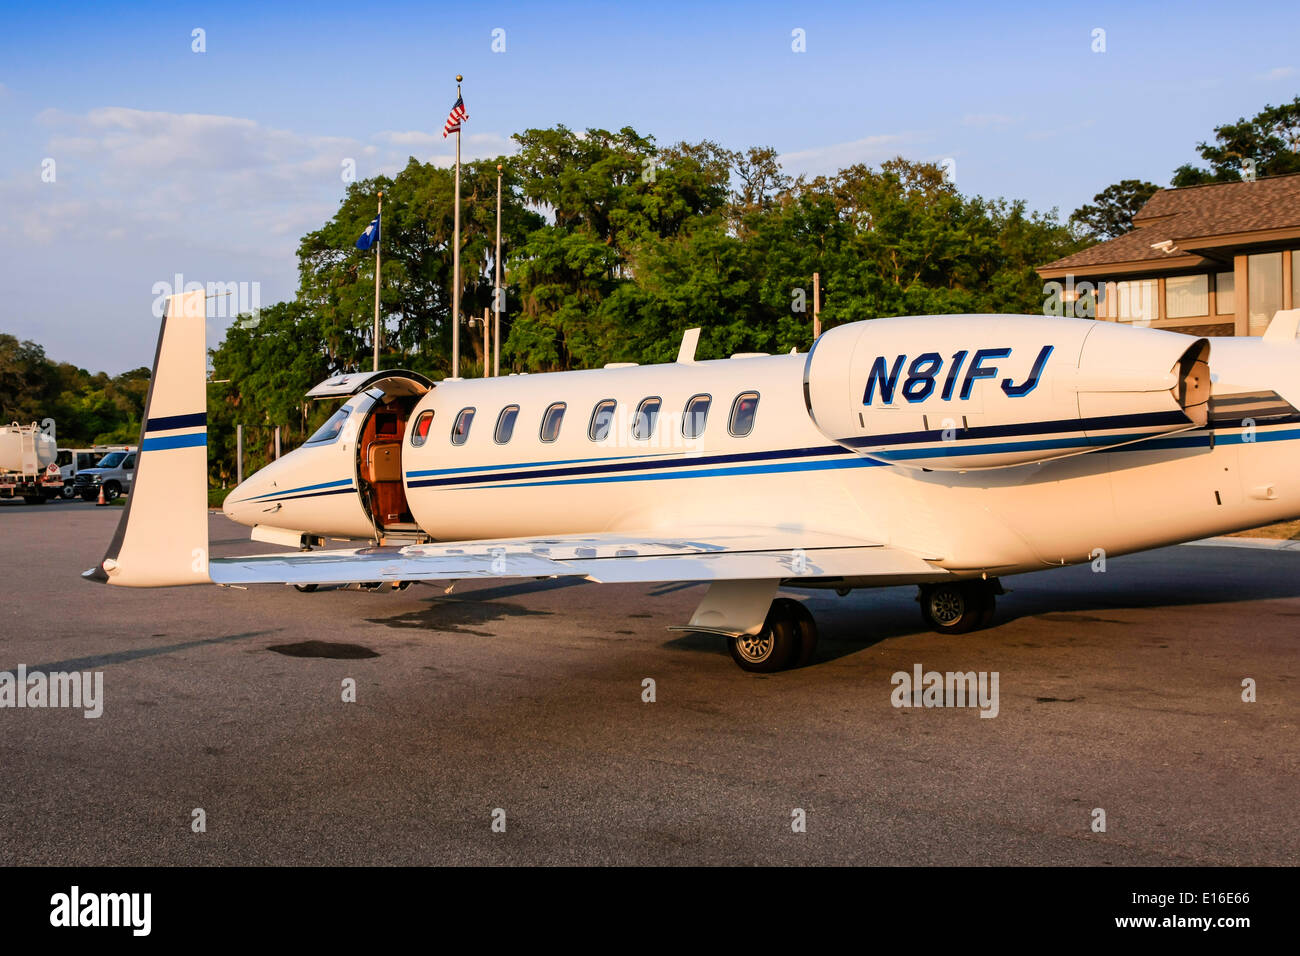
[1171,96,1300,185]
[1070,179,1160,239]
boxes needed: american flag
[442,95,468,138]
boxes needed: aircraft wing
[208,528,949,588]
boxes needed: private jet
[86,289,1300,671]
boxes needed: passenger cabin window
[410,410,434,447]
[683,394,711,439]
[451,407,476,446]
[123,454,136,470]
[589,400,617,441]
[495,405,520,444]
[540,403,566,442]
[729,392,760,437]
[633,397,661,440]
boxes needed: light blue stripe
[485,456,882,489]
[141,432,207,451]
[406,451,673,479]
[243,477,353,501]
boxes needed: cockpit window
[410,410,434,447]
[306,407,351,445]
[451,407,476,446]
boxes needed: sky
[1,0,1297,374]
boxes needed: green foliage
[1171,96,1300,186]
[0,333,148,445]
[1070,179,1160,240]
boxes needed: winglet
[84,289,211,587]
[676,328,701,363]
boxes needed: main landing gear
[917,579,1001,634]
[727,598,818,673]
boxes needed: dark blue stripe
[407,444,850,489]
[242,477,354,502]
[490,456,884,490]
[145,412,207,432]
[840,409,1190,449]
[141,433,207,451]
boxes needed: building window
[1166,275,1209,319]
[683,394,711,439]
[729,392,760,437]
[632,397,661,440]
[1115,279,1157,323]
[1248,252,1283,335]
[540,403,566,442]
[1293,251,1300,315]
[494,405,520,444]
[410,410,434,447]
[1216,272,1235,315]
[451,407,475,446]
[589,400,616,442]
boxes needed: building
[1038,173,1300,337]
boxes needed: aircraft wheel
[728,598,811,672]
[919,581,993,635]
[293,584,318,593]
[781,598,819,668]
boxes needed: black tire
[102,482,121,501]
[293,584,318,593]
[780,598,819,668]
[60,485,76,500]
[919,581,993,635]
[728,600,799,673]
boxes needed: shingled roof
[1040,172,1300,275]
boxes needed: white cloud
[1256,65,1295,81]
[962,113,1018,128]
[778,132,928,178]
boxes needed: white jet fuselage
[223,314,1300,582]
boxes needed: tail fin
[84,289,211,587]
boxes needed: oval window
[632,397,661,441]
[451,407,476,446]
[683,394,711,439]
[495,405,520,444]
[540,402,566,442]
[728,392,760,437]
[589,400,616,442]
[410,410,434,447]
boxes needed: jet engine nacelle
[803,314,1210,471]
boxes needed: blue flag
[355,215,381,251]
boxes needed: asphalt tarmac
[1,499,1296,865]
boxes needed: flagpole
[494,162,503,378]
[373,190,382,372]
[451,73,463,379]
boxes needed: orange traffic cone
[96,485,107,506]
